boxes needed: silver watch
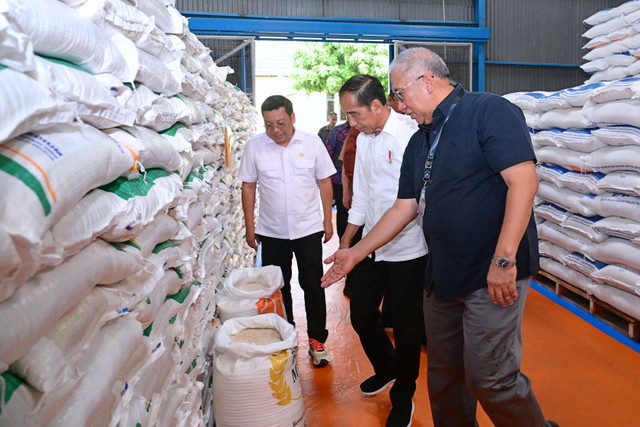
[492,255,516,270]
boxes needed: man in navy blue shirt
[322,48,555,427]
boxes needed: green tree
[291,43,389,95]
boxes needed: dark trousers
[350,254,428,406]
[258,231,328,343]
[333,183,348,240]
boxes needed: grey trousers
[423,277,546,427]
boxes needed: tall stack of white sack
[505,0,640,327]
[0,0,259,425]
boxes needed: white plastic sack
[583,145,640,173]
[587,237,640,270]
[535,146,591,171]
[539,239,571,264]
[536,107,592,130]
[212,313,305,427]
[589,282,640,319]
[557,171,604,195]
[564,252,607,280]
[594,215,640,240]
[556,129,606,152]
[536,163,567,185]
[0,239,142,370]
[560,82,606,107]
[563,214,608,242]
[537,181,596,216]
[534,203,572,224]
[583,99,640,128]
[537,220,595,255]
[0,66,77,144]
[586,192,640,221]
[104,125,183,172]
[539,257,597,294]
[591,125,640,146]
[136,48,181,96]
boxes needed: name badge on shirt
[417,186,426,217]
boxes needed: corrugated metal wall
[177,0,626,95]
[176,0,476,21]
[485,0,623,94]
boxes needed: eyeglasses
[392,75,431,104]
[264,117,291,131]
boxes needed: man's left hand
[487,263,518,307]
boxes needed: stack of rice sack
[0,0,258,425]
[581,0,640,83]
[505,4,640,328]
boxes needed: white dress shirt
[348,109,428,262]
[238,128,337,240]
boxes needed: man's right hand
[321,249,358,288]
[245,229,260,250]
[342,191,352,210]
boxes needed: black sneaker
[386,401,415,427]
[359,374,395,396]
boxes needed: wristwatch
[492,255,516,270]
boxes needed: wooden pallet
[533,270,640,342]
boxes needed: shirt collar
[379,108,402,137]
[432,84,465,127]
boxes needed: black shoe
[547,422,559,427]
[386,401,414,427]
[359,374,395,396]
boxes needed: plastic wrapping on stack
[506,10,640,322]
[0,0,259,425]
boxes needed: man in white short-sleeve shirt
[327,75,428,426]
[238,95,336,367]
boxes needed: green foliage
[291,43,389,95]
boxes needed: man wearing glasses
[323,49,556,426]
[333,75,428,427]
[238,95,336,367]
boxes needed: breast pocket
[294,158,315,182]
[257,161,279,179]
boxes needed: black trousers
[258,231,328,343]
[332,183,349,240]
[350,254,428,406]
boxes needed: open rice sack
[212,313,305,427]
[217,265,287,323]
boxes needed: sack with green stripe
[0,124,135,301]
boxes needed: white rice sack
[0,66,77,144]
[536,107,592,130]
[596,170,640,196]
[585,66,629,84]
[624,58,640,76]
[536,163,567,185]
[535,146,591,171]
[588,237,640,270]
[126,83,162,119]
[583,40,628,61]
[606,53,638,67]
[77,0,154,41]
[523,110,541,130]
[539,239,571,264]
[563,214,608,242]
[136,96,185,132]
[135,269,183,325]
[9,286,123,393]
[534,203,572,224]
[70,169,183,243]
[557,171,604,194]
[2,0,133,80]
[594,216,640,240]
[556,129,606,152]
[0,124,135,248]
[560,82,606,107]
[0,371,66,427]
[564,252,607,280]
[539,257,597,294]
[584,6,617,26]
[591,281,640,319]
[537,181,596,216]
[510,91,553,113]
[591,125,640,146]
[213,313,305,427]
[0,239,142,370]
[586,191,640,221]
[592,264,640,297]
[29,56,135,129]
[136,48,181,96]
[130,213,180,257]
[588,77,640,104]
[535,92,570,112]
[104,125,183,172]
[580,58,609,73]
[537,220,595,254]
[583,145,640,173]
[160,123,194,153]
[533,128,562,147]
[583,14,629,39]
[583,99,640,128]
[47,317,143,427]
[131,0,184,34]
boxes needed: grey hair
[389,47,451,80]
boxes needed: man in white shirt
[332,75,428,426]
[238,95,337,367]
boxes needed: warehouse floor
[288,216,640,426]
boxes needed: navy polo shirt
[398,85,539,298]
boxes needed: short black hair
[261,95,293,115]
[339,75,387,109]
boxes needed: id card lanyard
[417,92,463,216]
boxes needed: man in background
[238,95,336,367]
[318,112,338,143]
